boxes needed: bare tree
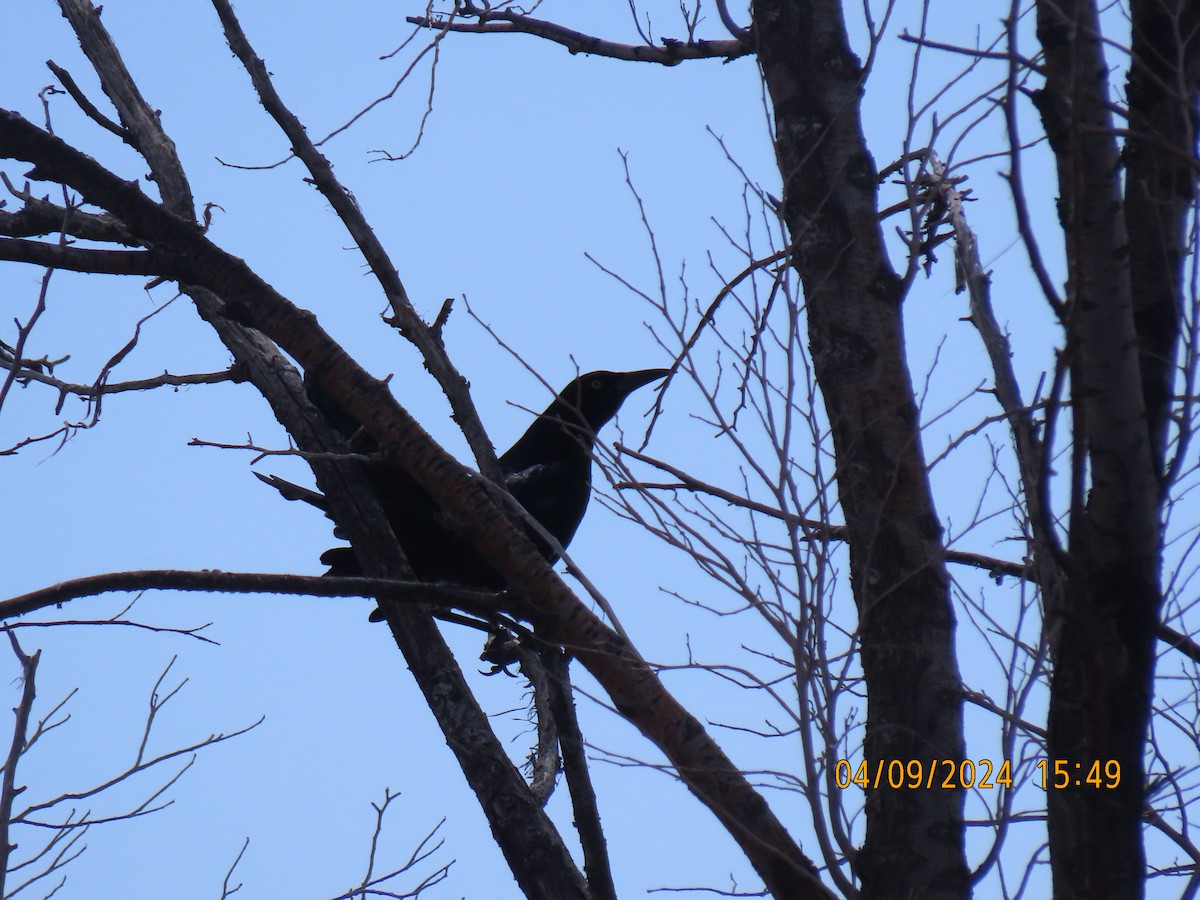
[2,1,1199,898]
[0,633,261,897]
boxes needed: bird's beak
[618,368,670,395]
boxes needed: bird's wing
[504,461,570,512]
[502,461,591,551]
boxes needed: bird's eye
[590,379,602,390]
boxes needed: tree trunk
[1033,0,1186,894]
[751,2,969,896]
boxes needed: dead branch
[0,635,38,896]
[211,0,498,480]
[0,358,242,407]
[0,173,135,244]
[0,570,506,622]
[0,236,173,276]
[338,789,452,900]
[29,3,587,895]
[406,3,750,66]
[542,648,615,900]
[45,61,127,140]
[519,645,561,809]
[0,649,261,895]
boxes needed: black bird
[260,369,668,613]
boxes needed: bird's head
[549,368,670,435]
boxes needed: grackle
[259,369,667,616]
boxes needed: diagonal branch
[211,0,498,479]
[34,2,590,889]
[0,103,828,899]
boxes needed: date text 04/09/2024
[834,758,1122,791]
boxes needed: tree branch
[406,5,751,66]
[0,635,38,897]
[211,0,499,479]
[0,570,506,622]
[616,441,1200,663]
[542,648,616,900]
[4,5,827,885]
[0,174,135,243]
[42,3,591,891]
[0,236,171,276]
[0,358,243,405]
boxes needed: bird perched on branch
[259,368,668,617]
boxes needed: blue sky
[7,1,1187,898]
